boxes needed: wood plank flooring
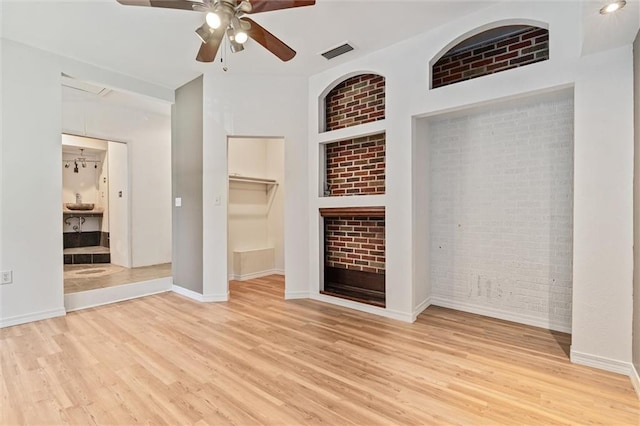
[2,275,639,425]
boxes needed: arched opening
[431,24,549,89]
[323,73,385,132]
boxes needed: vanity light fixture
[63,148,100,173]
[600,0,626,14]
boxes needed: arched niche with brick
[321,73,385,132]
[431,20,549,89]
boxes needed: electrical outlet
[1,270,13,285]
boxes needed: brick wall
[432,26,549,89]
[325,133,385,196]
[325,74,385,131]
[325,216,385,274]
[429,94,574,329]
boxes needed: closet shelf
[228,175,278,192]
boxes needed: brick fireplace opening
[321,207,385,307]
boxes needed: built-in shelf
[317,119,386,145]
[319,206,385,217]
[228,175,278,193]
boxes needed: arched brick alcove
[432,24,549,89]
[324,74,385,132]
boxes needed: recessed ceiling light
[600,0,626,14]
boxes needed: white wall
[1,40,66,326]
[63,88,172,268]
[228,138,268,177]
[308,1,636,371]
[201,73,308,301]
[98,150,109,233]
[266,139,285,273]
[0,38,173,327]
[228,137,285,277]
[412,119,431,314]
[572,45,634,370]
[428,93,574,332]
[633,27,640,384]
[108,141,130,267]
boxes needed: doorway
[62,134,131,292]
[227,137,285,297]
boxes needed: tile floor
[64,263,172,294]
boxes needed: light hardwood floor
[2,275,639,425]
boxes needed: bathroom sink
[65,203,95,211]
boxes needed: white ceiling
[62,84,172,115]
[1,0,499,89]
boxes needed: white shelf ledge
[228,175,278,193]
[229,175,277,184]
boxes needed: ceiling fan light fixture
[230,16,249,45]
[234,29,248,44]
[116,0,316,63]
[227,28,245,53]
[195,22,214,43]
[206,11,222,29]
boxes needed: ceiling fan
[117,0,315,63]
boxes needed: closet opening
[227,137,285,298]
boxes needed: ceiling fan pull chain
[222,36,229,72]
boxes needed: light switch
[175,197,182,207]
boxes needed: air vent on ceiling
[321,42,354,60]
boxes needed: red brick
[325,133,385,197]
[325,216,385,273]
[325,74,385,131]
[432,27,549,89]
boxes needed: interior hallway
[2,275,638,424]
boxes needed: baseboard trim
[1,307,67,328]
[310,293,413,323]
[284,290,309,300]
[570,349,633,376]
[228,269,284,281]
[629,363,640,399]
[430,297,571,333]
[172,285,228,302]
[412,297,432,322]
[201,292,229,302]
[65,277,172,312]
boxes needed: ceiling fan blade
[243,17,296,62]
[247,0,315,14]
[196,29,225,62]
[196,13,231,63]
[116,0,201,11]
